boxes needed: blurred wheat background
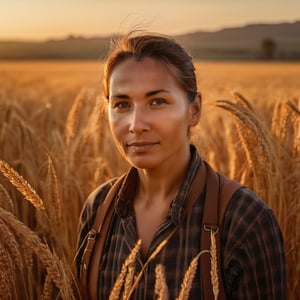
[0,60,299,299]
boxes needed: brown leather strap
[79,174,126,300]
[218,174,243,225]
[201,162,242,299]
[80,160,242,299]
[184,160,206,212]
[80,161,207,299]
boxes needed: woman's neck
[136,149,191,206]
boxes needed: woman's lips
[127,141,159,152]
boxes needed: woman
[76,32,287,299]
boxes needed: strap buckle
[203,224,219,235]
[87,229,97,240]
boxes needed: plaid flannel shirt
[76,145,287,299]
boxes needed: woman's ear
[189,92,202,126]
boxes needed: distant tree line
[260,37,300,60]
[261,38,277,60]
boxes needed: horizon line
[1,19,299,43]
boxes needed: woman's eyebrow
[109,93,129,99]
[146,89,170,97]
[110,89,170,100]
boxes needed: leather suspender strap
[80,161,207,300]
[79,159,242,300]
[201,162,242,300]
[79,174,126,300]
[184,160,206,213]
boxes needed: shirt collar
[115,144,202,224]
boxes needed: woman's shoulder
[230,187,272,213]
[223,187,281,239]
[76,177,119,274]
[81,177,119,222]
[86,178,118,205]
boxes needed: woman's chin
[126,157,159,170]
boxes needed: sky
[1,0,300,41]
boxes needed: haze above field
[1,0,299,60]
[1,0,300,40]
[0,21,299,61]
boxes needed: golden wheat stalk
[217,100,274,166]
[47,155,62,227]
[122,265,136,300]
[210,231,219,300]
[0,244,15,299]
[155,264,169,300]
[65,88,87,144]
[0,219,23,271]
[176,250,209,300]
[0,183,15,213]
[42,274,53,300]
[287,100,300,116]
[216,99,285,216]
[109,239,141,300]
[0,207,77,299]
[125,238,172,299]
[287,100,300,156]
[271,100,282,139]
[0,160,45,211]
[232,91,254,112]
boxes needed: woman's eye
[113,101,131,110]
[151,98,166,106]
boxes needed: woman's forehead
[109,57,180,91]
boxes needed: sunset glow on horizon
[1,0,300,41]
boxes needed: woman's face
[107,57,200,171]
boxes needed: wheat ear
[176,250,209,300]
[0,219,23,271]
[47,155,62,227]
[42,274,53,300]
[0,244,15,300]
[155,264,169,300]
[0,207,76,299]
[122,265,136,300]
[232,91,254,111]
[0,183,15,213]
[65,88,86,144]
[126,238,170,298]
[126,226,181,299]
[109,239,141,300]
[0,160,45,211]
[210,231,219,300]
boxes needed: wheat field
[0,61,299,299]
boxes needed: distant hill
[0,21,299,60]
[0,36,110,60]
[175,21,300,60]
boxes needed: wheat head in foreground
[210,231,219,300]
[176,249,210,300]
[0,160,45,211]
[109,239,142,300]
[155,264,169,300]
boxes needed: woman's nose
[129,107,150,134]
